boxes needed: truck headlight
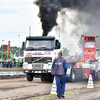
[43,64,48,69]
[48,64,52,69]
[23,62,28,67]
[48,63,52,69]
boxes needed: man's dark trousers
[55,75,66,98]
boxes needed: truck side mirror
[57,42,61,49]
[55,40,61,49]
[22,42,25,51]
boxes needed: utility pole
[59,27,60,37]
[2,40,4,60]
[29,26,31,36]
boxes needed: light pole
[2,40,4,60]
[29,26,31,36]
[59,27,60,37]
[18,35,20,57]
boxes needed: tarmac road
[0,77,100,100]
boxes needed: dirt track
[32,87,100,100]
[0,68,100,100]
[63,87,100,100]
[0,68,23,72]
[0,77,100,100]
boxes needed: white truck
[22,36,62,81]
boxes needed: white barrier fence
[0,72,25,76]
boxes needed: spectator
[7,61,9,68]
[9,61,13,68]
[13,58,15,67]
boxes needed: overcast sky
[1,0,100,56]
[0,0,42,47]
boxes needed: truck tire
[41,75,48,81]
[70,71,76,82]
[26,73,33,81]
[94,72,99,81]
[41,75,53,82]
[41,77,46,81]
[41,77,51,81]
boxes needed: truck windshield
[84,42,95,48]
[25,40,54,50]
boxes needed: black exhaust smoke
[34,0,99,36]
[34,0,61,36]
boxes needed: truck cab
[22,36,62,81]
[83,35,97,60]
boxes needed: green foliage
[0,51,2,58]
[0,45,23,60]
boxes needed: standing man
[51,52,67,99]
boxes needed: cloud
[0,9,18,14]
[0,0,42,47]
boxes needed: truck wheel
[70,71,76,82]
[41,75,53,82]
[94,72,99,81]
[41,77,46,81]
[26,73,33,81]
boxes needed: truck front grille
[25,57,52,64]
[32,63,43,70]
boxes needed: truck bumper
[23,69,51,74]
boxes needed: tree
[0,45,23,59]
[0,51,2,59]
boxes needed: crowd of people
[2,60,13,68]
[1,58,23,68]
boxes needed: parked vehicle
[66,35,100,82]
